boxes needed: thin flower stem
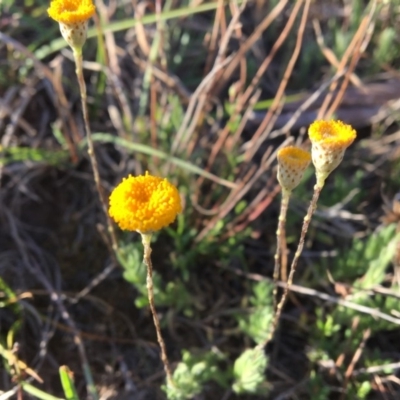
[72,48,119,256]
[272,189,291,311]
[258,184,323,350]
[141,234,174,386]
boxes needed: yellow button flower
[277,146,311,193]
[48,0,95,24]
[48,0,96,50]
[308,120,356,186]
[109,172,182,234]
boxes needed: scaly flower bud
[47,0,96,51]
[277,146,311,194]
[308,120,356,187]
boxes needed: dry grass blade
[317,0,377,119]
[244,0,311,162]
[0,32,79,161]
[3,208,98,399]
[212,0,289,95]
[2,0,400,397]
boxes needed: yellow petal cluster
[47,0,95,24]
[308,120,356,150]
[308,120,356,186]
[277,146,311,193]
[109,172,182,233]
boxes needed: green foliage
[232,347,269,395]
[21,382,64,400]
[315,309,341,338]
[0,277,22,316]
[373,27,399,67]
[307,223,400,397]
[0,146,69,167]
[307,371,330,400]
[117,241,193,315]
[237,280,274,345]
[4,0,400,398]
[59,366,80,400]
[319,169,364,207]
[330,223,398,286]
[356,381,372,399]
[167,212,248,281]
[163,350,227,400]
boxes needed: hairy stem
[258,184,323,350]
[272,189,291,311]
[141,233,174,386]
[73,48,119,256]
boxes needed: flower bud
[308,120,356,187]
[277,146,311,194]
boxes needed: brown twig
[340,328,371,400]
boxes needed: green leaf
[163,350,226,400]
[60,366,80,400]
[232,348,269,395]
[84,133,235,189]
[21,382,64,400]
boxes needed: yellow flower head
[308,120,356,187]
[48,0,95,50]
[277,146,311,193]
[109,172,182,233]
[47,0,95,24]
[309,120,356,150]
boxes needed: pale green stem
[272,189,291,311]
[141,233,174,387]
[72,48,119,256]
[257,183,324,350]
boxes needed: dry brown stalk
[317,2,376,119]
[312,19,363,88]
[0,32,79,161]
[326,2,377,118]
[244,0,311,163]
[340,328,371,400]
[203,0,226,75]
[228,89,262,150]
[226,172,280,234]
[240,0,304,108]
[203,0,299,172]
[4,208,98,400]
[195,139,288,242]
[171,3,245,158]
[213,0,289,96]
